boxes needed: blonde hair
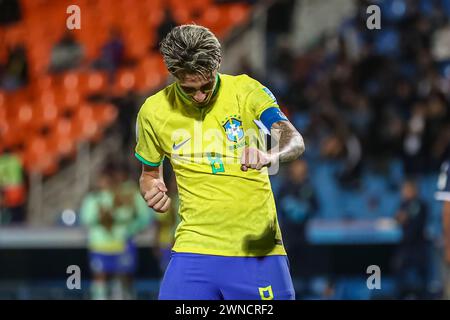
[160,24,222,79]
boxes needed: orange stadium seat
[0,108,6,126]
[26,153,59,176]
[146,8,165,28]
[20,0,49,14]
[61,89,82,113]
[49,118,80,160]
[38,89,57,107]
[14,103,34,131]
[0,91,5,108]
[33,100,59,130]
[135,70,165,94]
[46,131,76,159]
[226,4,250,26]
[199,6,221,33]
[73,103,94,122]
[33,75,55,94]
[22,135,60,176]
[140,54,168,76]
[0,123,19,149]
[54,118,73,138]
[82,71,109,96]
[4,89,32,114]
[71,116,101,143]
[125,30,152,59]
[113,68,137,95]
[4,24,25,48]
[62,72,81,91]
[92,103,118,129]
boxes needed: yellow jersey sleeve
[135,101,165,167]
[239,74,280,119]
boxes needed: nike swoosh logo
[172,138,191,150]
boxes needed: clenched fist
[144,180,171,213]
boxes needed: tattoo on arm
[270,121,305,163]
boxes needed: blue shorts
[159,252,295,300]
[89,240,137,275]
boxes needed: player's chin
[194,95,212,105]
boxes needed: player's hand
[240,147,277,171]
[144,180,171,213]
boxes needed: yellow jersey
[135,73,286,257]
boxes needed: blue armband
[260,107,288,130]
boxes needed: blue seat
[292,112,310,132]
[341,189,369,218]
[442,0,450,16]
[380,0,407,22]
[312,162,342,218]
[374,29,400,56]
[419,0,437,16]
[334,277,372,300]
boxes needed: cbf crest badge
[222,115,244,143]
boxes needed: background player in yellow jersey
[135,24,305,300]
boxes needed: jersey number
[207,154,225,174]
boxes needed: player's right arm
[139,164,171,213]
[135,100,170,213]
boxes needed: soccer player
[80,166,153,299]
[111,164,154,299]
[135,25,305,300]
[436,160,450,298]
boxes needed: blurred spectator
[80,169,116,300]
[432,19,450,61]
[111,90,141,154]
[110,163,154,299]
[49,31,84,73]
[0,150,26,224]
[402,102,427,174]
[153,9,176,52]
[278,159,318,276]
[269,0,450,182]
[1,45,29,91]
[265,0,295,71]
[0,0,21,26]
[392,179,429,299]
[80,164,153,300]
[92,27,125,78]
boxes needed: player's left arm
[240,77,305,171]
[241,116,305,171]
[270,120,305,163]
